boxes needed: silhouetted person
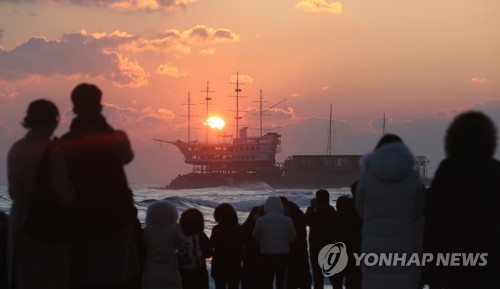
[421,185,442,289]
[178,208,212,289]
[0,211,7,289]
[306,189,342,289]
[425,111,500,289]
[59,84,140,289]
[142,200,186,289]
[355,134,424,289]
[253,196,296,289]
[7,99,73,289]
[280,197,312,289]
[336,188,362,289]
[210,203,243,289]
[241,206,262,289]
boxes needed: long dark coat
[425,157,500,289]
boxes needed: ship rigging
[154,72,282,174]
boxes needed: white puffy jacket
[356,142,424,289]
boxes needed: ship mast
[253,89,269,137]
[188,93,191,142]
[382,112,386,136]
[182,93,193,142]
[327,104,332,155]
[259,90,263,137]
[253,92,286,137]
[201,81,215,144]
[234,72,243,139]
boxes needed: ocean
[0,183,352,230]
[0,182,351,289]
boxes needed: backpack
[178,234,203,270]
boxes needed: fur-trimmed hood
[361,142,415,182]
[146,200,178,226]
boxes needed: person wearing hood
[143,200,186,289]
[355,134,424,289]
[253,196,297,289]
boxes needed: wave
[135,198,157,207]
[230,181,274,191]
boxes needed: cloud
[0,30,148,88]
[122,30,190,55]
[295,0,343,14]
[367,114,394,134]
[71,102,177,130]
[110,0,199,11]
[242,106,299,131]
[178,25,241,46]
[469,99,500,117]
[0,0,199,12]
[275,99,500,177]
[471,77,488,84]
[431,99,500,120]
[0,26,240,95]
[0,80,19,99]
[124,26,240,55]
[106,50,149,87]
[432,108,463,119]
[156,63,187,78]
[199,48,216,55]
[184,25,240,44]
[230,73,253,85]
[278,115,358,157]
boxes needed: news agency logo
[317,242,489,277]
[317,242,348,277]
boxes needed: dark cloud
[102,103,176,127]
[0,26,240,93]
[0,36,110,78]
[214,29,237,40]
[185,26,240,45]
[0,0,198,11]
[121,26,239,55]
[0,31,148,87]
[189,26,210,40]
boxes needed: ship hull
[166,170,361,189]
[165,153,430,189]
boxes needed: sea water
[0,183,351,289]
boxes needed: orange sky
[0,0,499,183]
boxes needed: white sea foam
[0,183,351,224]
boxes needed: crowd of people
[141,186,357,289]
[0,83,499,289]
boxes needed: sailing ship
[155,73,282,175]
[157,128,281,173]
[156,73,430,189]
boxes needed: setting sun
[204,116,226,130]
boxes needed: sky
[0,0,499,184]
